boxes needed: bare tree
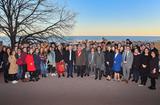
[0,0,76,48]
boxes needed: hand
[106,62,109,65]
[142,64,146,68]
[124,61,127,64]
[152,69,156,74]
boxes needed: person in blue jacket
[112,48,122,81]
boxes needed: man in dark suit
[65,45,76,78]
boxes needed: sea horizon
[0,35,160,45]
[64,35,160,42]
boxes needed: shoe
[95,77,97,80]
[135,80,138,83]
[5,80,8,83]
[12,80,18,84]
[121,79,126,82]
[58,75,61,78]
[132,79,135,82]
[51,73,54,77]
[62,74,65,77]
[67,75,69,78]
[125,80,128,84]
[138,84,144,87]
[53,73,57,76]
[148,86,156,90]
[71,75,73,78]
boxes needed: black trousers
[48,65,56,74]
[67,62,73,77]
[95,68,103,80]
[133,68,140,81]
[85,65,90,76]
[21,64,27,80]
[10,74,17,81]
[29,71,36,80]
[105,64,112,76]
[77,65,84,77]
[140,71,148,85]
[150,77,156,88]
[2,63,9,82]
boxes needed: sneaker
[53,73,57,76]
[12,80,18,84]
[51,73,54,77]
[138,84,144,87]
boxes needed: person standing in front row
[25,48,36,81]
[148,51,159,90]
[88,48,96,76]
[8,50,18,84]
[47,46,56,77]
[55,44,65,78]
[2,47,10,83]
[122,45,133,83]
[139,48,150,86]
[76,44,86,78]
[65,45,75,78]
[95,46,105,80]
[112,48,122,81]
[132,48,141,83]
[105,45,114,81]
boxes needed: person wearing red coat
[25,48,36,81]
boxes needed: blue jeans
[67,62,73,76]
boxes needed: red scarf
[77,50,82,57]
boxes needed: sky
[59,0,160,36]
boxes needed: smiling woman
[65,0,160,36]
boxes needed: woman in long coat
[8,50,18,84]
[25,48,36,81]
[112,48,122,81]
[139,48,150,86]
[148,51,159,90]
[55,44,65,78]
[2,47,10,83]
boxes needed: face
[151,52,156,58]
[78,45,81,50]
[115,49,119,53]
[58,45,62,50]
[97,47,101,51]
[134,49,139,54]
[7,48,10,54]
[23,48,27,52]
[150,43,155,49]
[3,47,6,52]
[91,48,94,53]
[36,49,39,54]
[112,47,115,51]
[29,49,33,54]
[17,49,21,54]
[144,48,149,54]
[69,46,72,50]
[107,46,111,51]
[126,46,130,51]
[12,51,16,55]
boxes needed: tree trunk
[10,35,16,49]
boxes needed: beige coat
[8,55,18,74]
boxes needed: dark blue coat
[112,53,122,72]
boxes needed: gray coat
[88,52,96,66]
[95,52,105,71]
[122,51,133,69]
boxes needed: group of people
[0,39,159,90]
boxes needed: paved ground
[0,73,160,105]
